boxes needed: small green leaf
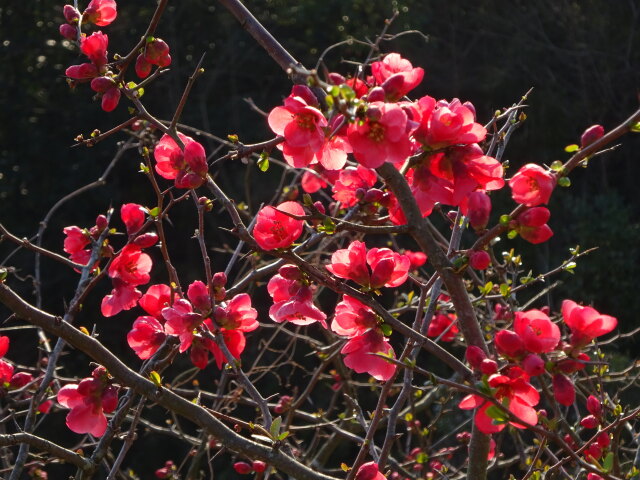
[340,463,350,472]
[564,144,580,153]
[380,323,393,337]
[404,412,413,422]
[227,134,239,143]
[139,162,149,173]
[257,151,269,172]
[324,95,334,108]
[270,416,282,438]
[499,214,511,226]
[415,452,429,464]
[485,405,509,423]
[602,452,614,472]
[550,160,564,172]
[557,176,571,187]
[0,268,7,282]
[562,261,577,273]
[499,283,511,298]
[277,431,290,441]
[149,371,162,387]
[507,229,518,239]
[630,121,640,133]
[317,217,335,235]
[148,207,160,217]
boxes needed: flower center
[367,121,386,143]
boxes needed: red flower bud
[479,359,498,375]
[135,54,152,79]
[469,250,491,270]
[464,191,491,230]
[366,87,386,103]
[313,201,326,215]
[233,462,253,474]
[63,5,80,23]
[59,23,77,40]
[252,460,267,473]
[580,415,599,429]
[596,431,610,448]
[552,373,575,406]
[495,330,526,358]
[465,345,487,370]
[586,395,602,417]
[522,354,545,376]
[328,72,346,84]
[580,124,604,148]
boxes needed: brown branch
[0,283,340,480]
[0,433,92,470]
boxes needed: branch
[0,433,92,470]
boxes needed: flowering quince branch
[2,2,640,480]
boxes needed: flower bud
[363,188,384,203]
[585,444,602,462]
[456,431,472,444]
[522,354,545,376]
[312,201,325,215]
[59,23,77,40]
[479,358,498,375]
[95,214,108,232]
[469,250,491,270]
[596,431,610,448]
[63,5,80,23]
[586,395,602,417]
[328,72,346,85]
[233,462,253,474]
[9,372,33,389]
[212,272,227,288]
[580,415,599,429]
[198,196,214,212]
[278,265,301,281]
[465,191,491,230]
[465,345,487,370]
[552,373,575,406]
[495,330,525,358]
[580,124,604,148]
[133,232,159,248]
[135,54,152,79]
[90,76,116,93]
[252,461,267,473]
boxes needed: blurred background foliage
[1,0,639,476]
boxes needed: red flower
[331,165,378,207]
[108,245,152,286]
[461,191,491,230]
[348,102,413,168]
[153,133,208,188]
[269,285,327,328]
[120,203,146,235]
[562,300,617,347]
[0,336,8,358]
[0,360,14,384]
[513,309,560,353]
[427,313,459,342]
[253,201,305,250]
[139,284,173,320]
[404,250,427,269]
[57,367,118,437]
[268,85,327,168]
[163,299,203,353]
[214,294,259,332]
[332,295,378,337]
[415,97,486,148]
[509,164,555,207]
[127,316,166,359]
[341,330,396,381]
[83,0,117,26]
[459,367,539,434]
[514,207,553,244]
[354,461,386,480]
[80,31,109,69]
[371,53,424,100]
[326,240,410,290]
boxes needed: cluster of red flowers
[460,302,617,434]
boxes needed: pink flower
[427,313,459,342]
[513,309,560,353]
[0,336,8,358]
[214,294,259,332]
[459,367,539,434]
[268,85,328,168]
[108,245,152,286]
[83,0,117,26]
[494,329,526,359]
[101,280,143,317]
[0,360,14,384]
[415,97,487,148]
[331,165,378,207]
[332,295,378,337]
[562,300,617,347]
[269,286,327,328]
[57,367,118,437]
[163,299,203,352]
[127,316,166,359]
[514,207,553,244]
[253,201,305,250]
[80,31,109,69]
[371,53,424,100]
[347,102,413,168]
[153,133,208,189]
[326,240,410,290]
[341,330,396,381]
[139,284,173,319]
[63,226,90,257]
[65,63,99,80]
[509,164,555,207]
[208,326,247,369]
[121,203,146,235]
[354,461,386,480]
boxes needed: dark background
[1,0,639,477]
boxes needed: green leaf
[415,452,429,464]
[148,207,160,217]
[380,323,393,337]
[602,452,614,472]
[149,371,162,387]
[564,144,580,153]
[562,261,577,273]
[227,134,239,143]
[550,160,564,172]
[499,214,511,226]
[257,151,269,172]
[507,229,518,239]
[317,217,336,235]
[277,431,290,441]
[270,416,282,438]
[0,268,7,282]
[480,281,493,295]
[557,176,571,187]
[324,95,334,108]
[630,121,640,133]
[499,283,511,298]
